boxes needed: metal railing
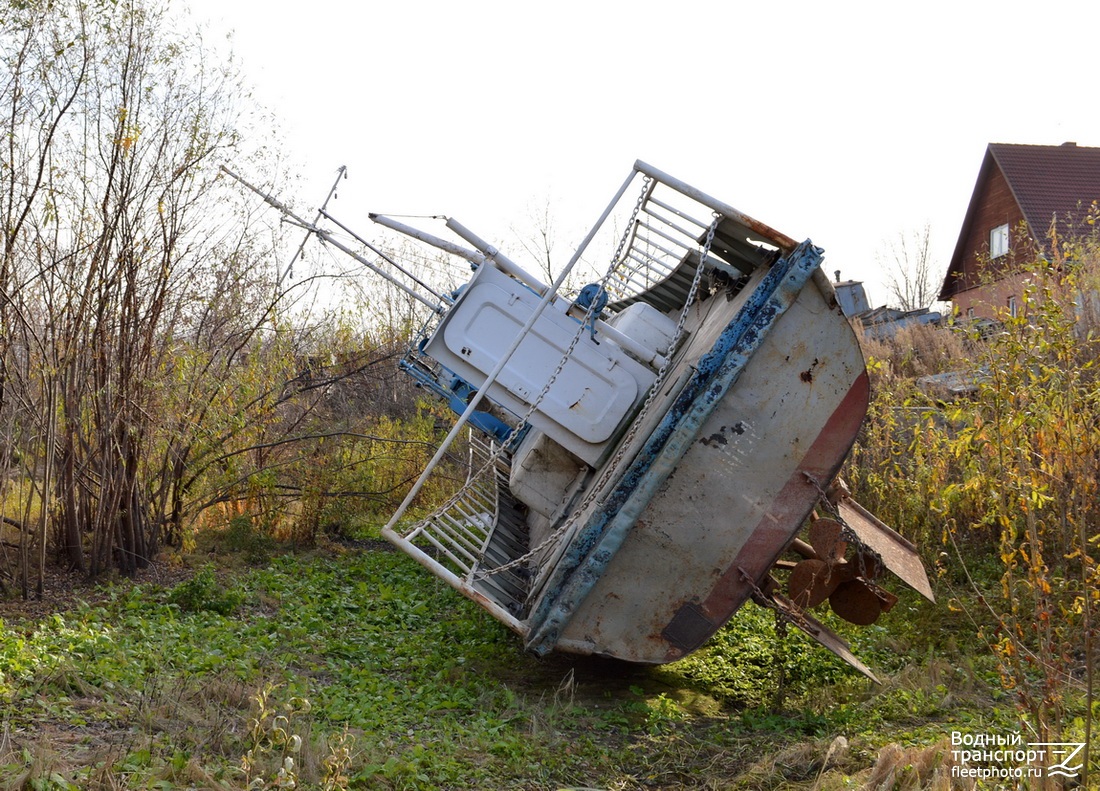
[394,434,530,618]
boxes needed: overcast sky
[185,0,1100,308]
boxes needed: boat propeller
[787,517,897,625]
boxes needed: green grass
[0,547,1021,789]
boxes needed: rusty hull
[523,239,874,665]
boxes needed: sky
[184,0,1100,309]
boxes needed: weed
[0,546,1035,788]
[847,233,1100,788]
[320,725,354,791]
[240,684,313,790]
[166,565,244,616]
[225,516,278,565]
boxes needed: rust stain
[699,370,870,622]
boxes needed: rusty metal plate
[837,498,934,602]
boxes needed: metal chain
[468,182,656,573]
[511,213,722,594]
[473,176,652,468]
[581,212,721,497]
[478,206,720,584]
[611,176,651,268]
[513,176,654,426]
[396,176,737,606]
[648,213,719,403]
[437,178,652,580]
[482,175,655,455]
[738,566,812,632]
[801,472,887,593]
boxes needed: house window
[990,223,1009,258]
[1008,295,1018,318]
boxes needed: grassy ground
[0,540,1018,790]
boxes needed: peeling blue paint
[524,240,824,656]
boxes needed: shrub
[849,237,1100,780]
[935,263,1100,752]
[167,565,245,616]
[224,515,277,564]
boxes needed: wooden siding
[947,163,1042,320]
[953,165,1026,294]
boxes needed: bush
[166,565,245,616]
[224,515,277,564]
[849,239,1100,768]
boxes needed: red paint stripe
[661,370,870,659]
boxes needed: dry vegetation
[847,226,1100,788]
[2,1,1100,788]
[0,0,463,600]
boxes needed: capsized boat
[231,160,934,681]
[366,161,935,681]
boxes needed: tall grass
[846,322,975,554]
[847,240,1100,786]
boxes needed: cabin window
[1008,295,1018,318]
[990,223,1009,258]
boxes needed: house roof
[939,142,1100,300]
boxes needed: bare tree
[878,223,939,311]
[0,0,296,591]
[0,0,455,596]
[511,197,559,285]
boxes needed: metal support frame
[220,166,447,314]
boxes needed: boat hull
[525,245,869,662]
[365,161,928,676]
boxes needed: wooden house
[939,142,1100,319]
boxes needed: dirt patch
[0,557,194,622]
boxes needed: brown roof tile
[939,142,1100,300]
[990,142,1100,233]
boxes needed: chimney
[834,269,841,283]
